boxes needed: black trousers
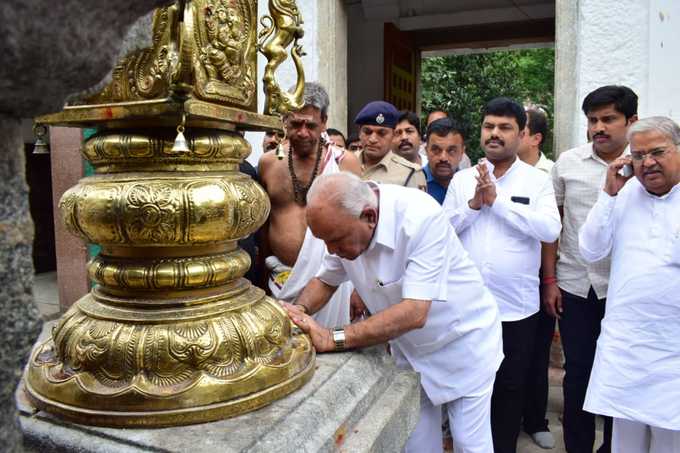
[559,288,612,453]
[491,312,539,453]
[522,305,556,434]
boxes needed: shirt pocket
[369,277,403,313]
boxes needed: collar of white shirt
[368,190,397,252]
[576,143,630,164]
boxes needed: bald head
[307,172,377,216]
[306,172,378,260]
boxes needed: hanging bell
[275,125,287,160]
[32,123,50,155]
[171,124,190,154]
[275,142,285,160]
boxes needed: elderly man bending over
[283,172,503,453]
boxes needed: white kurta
[579,180,680,430]
[443,158,561,321]
[317,185,503,405]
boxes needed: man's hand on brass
[284,304,335,352]
[541,283,563,319]
[349,289,369,322]
[604,156,634,196]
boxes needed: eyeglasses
[630,146,674,162]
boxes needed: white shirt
[316,185,503,405]
[443,158,561,321]
[579,180,680,430]
[535,152,554,174]
[552,143,629,299]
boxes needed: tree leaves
[421,48,555,163]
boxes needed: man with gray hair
[283,171,503,453]
[259,82,360,328]
[578,116,680,451]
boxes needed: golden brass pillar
[24,0,314,427]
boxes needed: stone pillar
[316,0,349,135]
[553,0,578,156]
[554,0,680,155]
[50,127,90,311]
[0,1,174,449]
[0,115,43,452]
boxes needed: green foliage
[421,48,555,163]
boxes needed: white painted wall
[646,0,680,120]
[557,0,680,153]
[245,0,348,168]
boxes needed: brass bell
[171,114,190,154]
[32,123,50,155]
[172,126,190,153]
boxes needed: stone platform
[17,323,420,453]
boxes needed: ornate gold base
[25,284,315,427]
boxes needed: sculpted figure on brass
[195,0,258,107]
[258,0,306,115]
[84,6,179,104]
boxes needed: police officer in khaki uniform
[354,101,427,190]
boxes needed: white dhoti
[265,145,352,328]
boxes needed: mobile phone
[620,164,633,178]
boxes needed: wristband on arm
[542,276,558,285]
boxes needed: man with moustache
[356,101,426,190]
[423,118,467,205]
[393,111,426,166]
[425,110,472,170]
[579,116,680,452]
[262,129,284,153]
[259,82,361,328]
[443,97,561,453]
[547,85,638,453]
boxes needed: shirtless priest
[258,82,361,327]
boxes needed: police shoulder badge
[376,113,385,124]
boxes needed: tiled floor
[33,271,61,320]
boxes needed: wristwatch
[331,328,346,351]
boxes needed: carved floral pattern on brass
[27,288,314,426]
[88,249,251,293]
[59,174,269,246]
[25,0,312,428]
[83,129,252,173]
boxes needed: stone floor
[31,272,605,452]
[516,365,604,453]
[32,271,61,320]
